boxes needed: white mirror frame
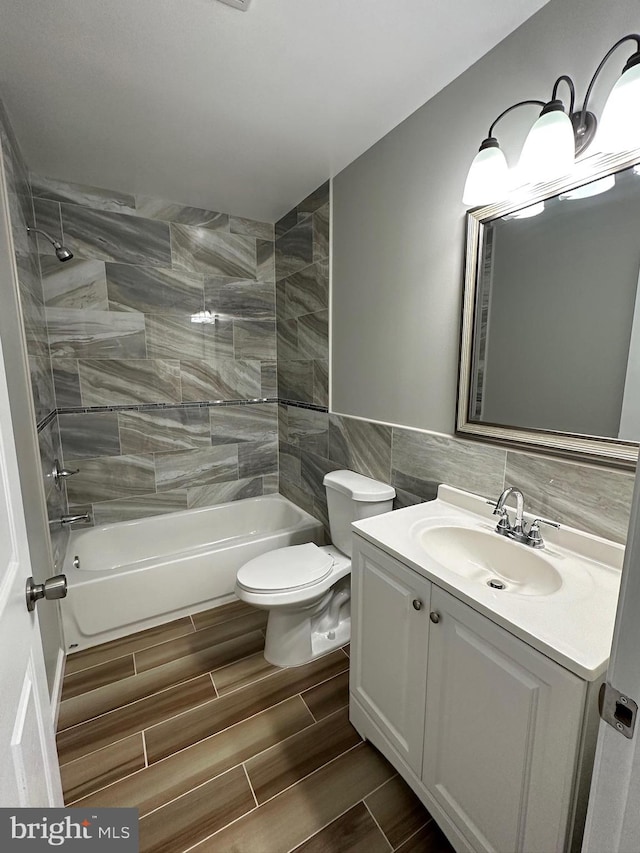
[457,146,640,469]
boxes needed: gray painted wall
[332,0,640,434]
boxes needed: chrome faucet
[49,513,91,527]
[487,488,561,548]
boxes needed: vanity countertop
[352,484,624,681]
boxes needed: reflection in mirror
[458,153,640,466]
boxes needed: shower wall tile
[279,442,301,485]
[118,409,210,455]
[171,225,256,278]
[187,477,264,509]
[278,361,314,404]
[203,320,235,361]
[256,240,275,282]
[180,359,261,402]
[230,216,274,241]
[134,196,228,230]
[33,198,64,257]
[313,203,330,262]
[78,359,181,406]
[59,412,121,460]
[297,310,328,361]
[106,264,204,314]
[29,352,55,424]
[233,320,277,361]
[92,490,189,526]
[145,315,206,361]
[329,416,392,483]
[52,359,82,408]
[155,445,239,492]
[263,472,279,494]
[66,454,156,505]
[261,362,277,398]
[204,278,275,320]
[275,219,314,281]
[209,404,278,445]
[313,360,328,408]
[287,408,329,457]
[283,261,329,319]
[61,205,172,267]
[47,308,146,359]
[31,175,137,215]
[41,256,109,310]
[238,439,278,479]
[298,181,330,217]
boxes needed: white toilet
[235,469,395,667]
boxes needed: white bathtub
[61,494,324,652]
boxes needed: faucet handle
[526,517,560,549]
[487,501,512,534]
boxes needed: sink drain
[487,578,506,590]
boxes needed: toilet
[235,470,395,667]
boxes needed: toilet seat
[236,543,334,594]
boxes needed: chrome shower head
[26,226,74,262]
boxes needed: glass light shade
[518,109,575,184]
[462,144,509,206]
[596,62,640,153]
[559,174,615,200]
[503,201,545,220]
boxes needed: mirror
[457,149,640,467]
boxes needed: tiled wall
[31,174,279,524]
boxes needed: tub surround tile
[278,361,314,404]
[145,314,206,360]
[229,215,274,241]
[154,444,239,492]
[275,218,314,281]
[118,408,210,454]
[313,203,330,262]
[186,476,264,508]
[365,775,432,849]
[47,308,146,359]
[65,454,156,505]
[297,310,329,361]
[279,441,302,484]
[275,208,301,240]
[263,472,280,494]
[33,198,64,257]
[61,204,172,267]
[287,407,329,456]
[261,361,278,398]
[32,175,137,215]
[291,802,391,853]
[78,359,181,406]
[171,224,257,278]
[180,358,261,402]
[277,316,299,362]
[233,319,277,361]
[284,260,329,319]
[204,277,275,321]
[59,411,121,460]
[301,671,350,721]
[209,403,278,445]
[91,490,189,526]
[329,415,392,484]
[41,256,109,310]
[313,359,329,408]
[301,451,341,503]
[52,359,82,408]
[105,263,204,314]
[134,195,228,230]
[60,734,145,805]
[238,439,278,478]
[505,452,634,543]
[202,319,235,361]
[298,181,330,217]
[256,239,276,282]
[280,477,315,516]
[245,707,361,805]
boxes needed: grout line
[141,730,149,768]
[242,762,259,809]
[393,818,433,852]
[299,693,317,722]
[209,672,218,697]
[362,800,394,852]
[62,650,137,682]
[132,653,137,676]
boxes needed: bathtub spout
[50,513,91,526]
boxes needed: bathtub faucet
[49,513,91,526]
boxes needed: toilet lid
[236,543,334,593]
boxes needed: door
[0,150,62,807]
[423,587,584,853]
[350,538,431,774]
[582,449,640,853]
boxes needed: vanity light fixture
[559,174,615,200]
[463,34,640,207]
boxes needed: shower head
[26,226,74,262]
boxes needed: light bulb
[597,60,640,153]
[518,103,575,184]
[462,138,509,206]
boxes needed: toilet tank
[323,470,395,556]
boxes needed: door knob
[412,599,423,611]
[429,611,441,624]
[26,574,67,612]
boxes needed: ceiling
[0,0,551,222]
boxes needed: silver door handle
[26,575,67,612]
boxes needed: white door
[582,451,640,853]
[0,151,62,807]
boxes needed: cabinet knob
[412,599,423,611]
[429,611,441,624]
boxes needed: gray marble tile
[78,359,181,406]
[187,477,263,509]
[209,403,278,445]
[204,277,275,320]
[229,216,274,241]
[66,455,156,505]
[313,203,330,262]
[59,412,121,460]
[505,452,634,544]
[284,260,329,319]
[118,409,210,455]
[263,472,279,494]
[280,476,314,515]
[47,308,146,359]
[134,196,228,229]
[275,219,314,281]
[16,253,45,305]
[256,239,275,282]
[8,191,31,258]
[301,451,340,503]
[297,310,328,360]
[278,403,288,444]
[201,319,234,361]
[38,417,57,500]
[233,320,277,361]
[391,429,506,501]
[278,361,314,404]
[31,175,137,214]
[52,359,82,408]
[313,495,330,536]
[29,356,56,423]
[171,225,256,278]
[288,408,329,457]
[238,439,278,478]
[92,490,189,525]
[22,292,49,361]
[33,198,63,257]
[277,318,298,362]
[275,208,300,240]
[313,360,328,408]
[106,264,204,314]
[261,362,277,398]
[393,488,426,510]
[0,100,29,188]
[298,181,330,217]
[145,314,206,360]
[41,256,109,310]
[61,205,172,267]
[279,441,301,485]
[329,415,392,483]
[180,358,261,402]
[155,445,239,492]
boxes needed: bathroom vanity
[349,485,623,853]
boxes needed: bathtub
[61,494,325,652]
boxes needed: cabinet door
[423,587,585,853]
[350,538,431,775]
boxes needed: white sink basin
[415,525,563,596]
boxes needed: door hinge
[599,682,637,739]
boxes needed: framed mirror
[457,148,640,468]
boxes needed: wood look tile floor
[57,600,454,853]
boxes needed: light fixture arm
[578,34,640,133]
[487,99,545,139]
[551,75,576,115]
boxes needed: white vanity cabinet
[350,536,598,853]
